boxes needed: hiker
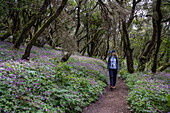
[107,49,119,90]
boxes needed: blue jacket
[107,56,119,70]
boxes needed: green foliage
[124,72,170,113]
[0,61,107,112]
[0,42,107,112]
[118,68,129,79]
[118,59,129,79]
[130,18,152,59]
[68,0,76,6]
[159,36,170,68]
[167,95,170,107]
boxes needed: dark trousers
[109,69,117,86]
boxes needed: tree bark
[11,0,21,43]
[104,33,110,60]
[22,0,68,60]
[151,0,163,73]
[13,0,51,49]
[122,20,134,73]
[75,0,82,36]
[61,52,72,62]
[75,0,82,52]
[86,13,90,56]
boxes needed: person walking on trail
[107,49,119,90]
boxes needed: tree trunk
[122,21,134,73]
[104,33,110,60]
[61,52,72,62]
[75,0,82,36]
[75,4,81,51]
[157,61,170,72]
[13,16,35,49]
[118,0,141,73]
[137,18,157,71]
[11,0,21,43]
[89,29,102,57]
[80,37,93,53]
[151,0,163,73]
[13,0,51,49]
[86,13,90,57]
[22,0,68,60]
[124,0,140,73]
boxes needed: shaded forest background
[0,0,170,73]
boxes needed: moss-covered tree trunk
[120,0,141,73]
[122,21,134,73]
[75,0,82,36]
[13,0,51,49]
[137,24,157,71]
[11,0,21,43]
[138,0,162,72]
[103,34,110,60]
[61,52,72,62]
[22,0,68,60]
[151,0,163,73]
[13,16,37,49]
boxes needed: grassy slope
[0,41,108,113]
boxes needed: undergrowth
[119,69,170,113]
[0,41,107,113]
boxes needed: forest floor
[83,77,131,113]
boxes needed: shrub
[125,73,170,113]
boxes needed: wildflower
[8,89,12,91]
[45,109,49,111]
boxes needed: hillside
[1,41,170,113]
[0,41,108,113]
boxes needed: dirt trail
[82,78,131,113]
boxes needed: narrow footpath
[82,78,131,113]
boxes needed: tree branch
[98,0,113,15]
[127,0,141,28]
[162,17,170,23]
[157,61,170,72]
